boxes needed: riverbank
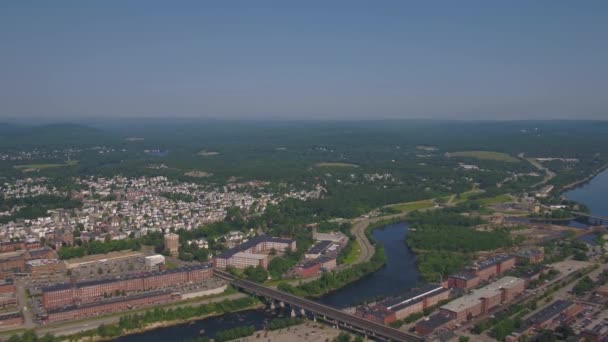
[248,322,341,342]
[560,162,608,192]
[83,304,264,342]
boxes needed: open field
[387,199,435,213]
[342,241,361,265]
[453,189,484,204]
[478,194,513,205]
[14,160,78,170]
[448,151,519,162]
[248,322,341,342]
[314,162,358,168]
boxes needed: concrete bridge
[214,269,423,342]
[573,212,608,225]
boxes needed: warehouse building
[305,240,334,259]
[213,236,295,269]
[471,255,516,282]
[26,259,66,277]
[355,285,450,325]
[0,312,23,326]
[511,300,582,337]
[44,291,176,323]
[41,264,212,309]
[294,256,337,278]
[439,276,524,322]
[447,272,479,290]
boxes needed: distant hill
[0,123,118,147]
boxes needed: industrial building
[514,248,544,264]
[0,312,23,326]
[43,291,176,323]
[213,236,296,269]
[41,264,212,309]
[415,313,455,336]
[509,300,582,339]
[447,272,479,289]
[471,255,516,282]
[439,276,524,322]
[447,255,516,289]
[354,285,450,325]
[294,256,337,278]
[305,240,335,259]
[26,259,66,277]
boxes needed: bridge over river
[573,211,608,225]
[214,269,423,342]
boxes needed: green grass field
[14,160,78,170]
[314,162,358,168]
[453,189,484,204]
[388,199,435,213]
[448,151,519,162]
[342,242,361,265]
[478,194,513,205]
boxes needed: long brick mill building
[354,285,450,325]
[42,264,212,310]
[416,276,525,336]
[43,291,177,323]
[447,255,516,290]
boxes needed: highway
[215,269,422,342]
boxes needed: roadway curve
[350,213,409,265]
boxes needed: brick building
[0,312,23,326]
[439,277,524,323]
[42,264,212,309]
[447,272,479,289]
[354,285,450,325]
[213,236,296,270]
[26,259,66,277]
[471,255,516,282]
[44,291,175,323]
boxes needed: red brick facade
[45,291,175,323]
[42,265,212,309]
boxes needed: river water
[117,169,608,341]
[564,168,608,218]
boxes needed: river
[564,167,608,218]
[116,222,419,341]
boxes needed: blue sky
[1,1,607,120]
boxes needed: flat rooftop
[381,285,447,311]
[416,313,453,330]
[521,300,574,329]
[234,252,267,260]
[306,240,333,255]
[441,276,524,313]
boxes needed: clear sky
[1,1,607,121]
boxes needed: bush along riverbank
[277,243,387,297]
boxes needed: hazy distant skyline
[1,1,607,121]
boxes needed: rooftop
[520,300,575,330]
[441,277,524,313]
[216,235,295,259]
[381,285,447,311]
[306,240,334,255]
[474,255,515,271]
[233,252,267,260]
[416,313,453,330]
[42,263,212,292]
